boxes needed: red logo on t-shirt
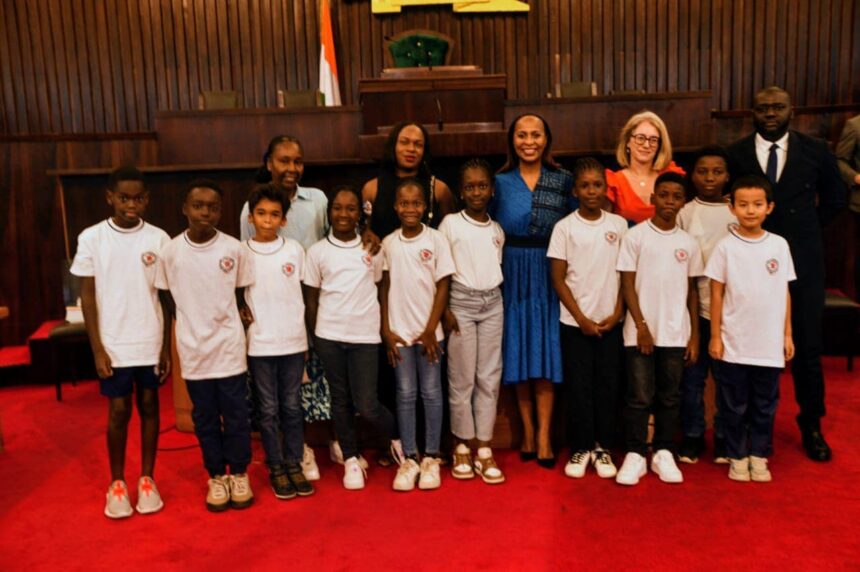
[282,262,295,277]
[492,235,502,248]
[419,248,434,263]
[766,258,779,274]
[219,257,235,273]
[141,252,157,266]
[361,253,373,267]
[674,249,689,262]
[605,231,618,244]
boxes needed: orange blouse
[605,162,686,224]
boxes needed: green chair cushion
[388,35,449,68]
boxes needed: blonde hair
[615,111,673,171]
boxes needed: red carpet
[1,358,858,570]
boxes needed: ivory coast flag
[319,0,341,106]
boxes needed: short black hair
[394,177,426,201]
[729,175,774,204]
[381,121,432,177]
[654,171,688,194]
[107,166,144,191]
[327,184,363,223]
[247,183,290,215]
[686,145,731,199]
[184,178,224,201]
[572,157,606,183]
[457,158,494,191]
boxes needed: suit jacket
[727,130,847,281]
[835,114,860,213]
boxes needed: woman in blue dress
[491,114,575,467]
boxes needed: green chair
[199,91,241,110]
[385,30,454,68]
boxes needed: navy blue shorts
[100,366,160,398]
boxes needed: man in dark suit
[835,114,860,302]
[727,86,847,462]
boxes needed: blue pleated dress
[491,168,575,384]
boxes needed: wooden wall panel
[1,0,858,135]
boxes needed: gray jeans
[447,282,504,442]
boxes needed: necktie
[766,143,779,184]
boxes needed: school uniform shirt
[70,218,170,367]
[382,225,456,345]
[547,210,628,327]
[616,220,704,348]
[239,186,329,250]
[303,233,384,344]
[155,231,254,380]
[243,237,308,356]
[677,199,738,320]
[705,230,796,368]
[437,211,505,291]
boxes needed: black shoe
[286,464,316,496]
[270,468,297,500]
[712,437,729,464]
[520,451,537,462]
[678,435,704,464]
[537,456,556,469]
[802,430,832,462]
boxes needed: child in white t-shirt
[303,185,401,491]
[155,179,255,512]
[381,179,456,492]
[615,172,703,486]
[707,175,796,483]
[439,159,507,485]
[548,158,627,480]
[242,183,313,500]
[71,166,170,519]
[677,146,737,465]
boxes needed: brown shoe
[287,464,315,497]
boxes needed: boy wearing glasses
[72,166,172,518]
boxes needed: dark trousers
[713,360,780,459]
[789,273,826,429]
[680,317,723,439]
[624,347,685,456]
[248,353,305,469]
[561,323,622,451]
[186,373,252,477]
[314,337,396,460]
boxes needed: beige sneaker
[750,456,772,482]
[228,473,254,509]
[418,457,442,490]
[135,476,164,514]
[206,475,231,512]
[302,444,321,481]
[392,458,420,491]
[104,480,134,519]
[728,458,751,482]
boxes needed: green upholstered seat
[387,34,450,68]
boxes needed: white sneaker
[750,456,772,482]
[228,473,254,509]
[343,456,366,490]
[728,457,751,482]
[615,452,647,486]
[564,450,590,479]
[392,458,420,491]
[418,457,442,490]
[302,444,321,481]
[592,449,618,479]
[650,449,684,483]
[206,475,231,512]
[135,476,164,514]
[104,480,134,519]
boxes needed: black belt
[505,235,550,248]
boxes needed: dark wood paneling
[1,1,857,135]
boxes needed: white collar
[755,132,789,151]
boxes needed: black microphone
[435,97,443,132]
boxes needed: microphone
[435,97,443,132]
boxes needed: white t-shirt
[705,231,796,368]
[382,225,456,345]
[304,234,384,344]
[616,220,704,347]
[70,218,170,367]
[547,210,627,327]
[243,237,308,356]
[155,231,254,380]
[437,212,505,291]
[678,198,738,320]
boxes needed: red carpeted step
[0,345,30,368]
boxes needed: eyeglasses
[463,183,491,192]
[630,134,661,148]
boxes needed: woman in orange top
[605,111,685,224]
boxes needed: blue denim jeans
[185,373,252,477]
[248,353,305,468]
[713,360,780,459]
[680,316,723,439]
[394,343,444,457]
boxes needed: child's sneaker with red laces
[135,476,164,514]
[104,480,134,519]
